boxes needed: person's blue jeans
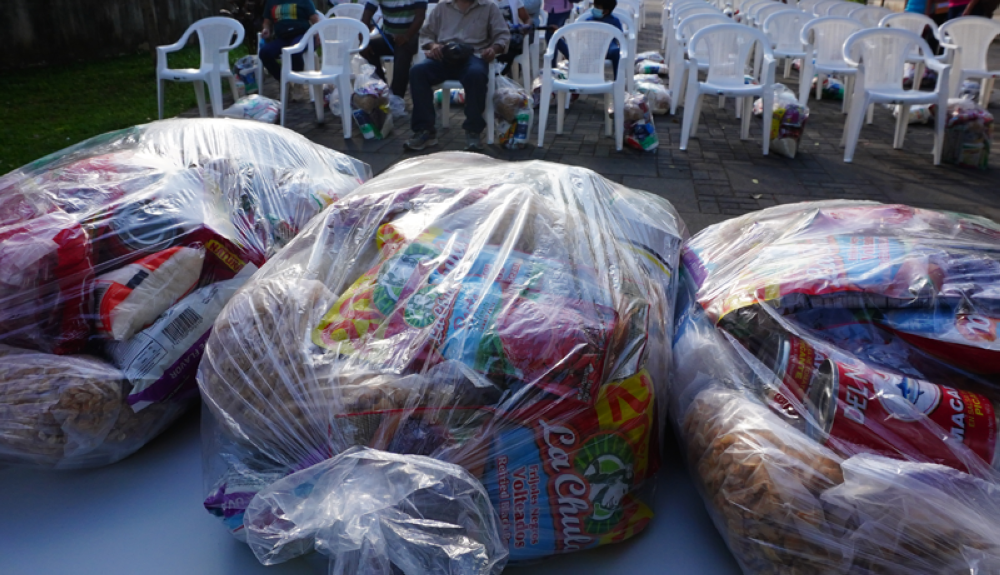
[410,56,489,135]
[545,10,571,43]
[555,41,620,80]
[259,34,307,80]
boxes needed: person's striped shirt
[366,0,428,36]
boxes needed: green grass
[0,45,249,174]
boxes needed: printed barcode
[163,308,203,345]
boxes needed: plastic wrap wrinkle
[0,118,369,468]
[672,200,1000,575]
[199,152,685,567]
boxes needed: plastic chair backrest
[827,2,861,17]
[192,17,245,72]
[797,0,822,11]
[813,0,840,16]
[740,0,771,19]
[679,13,733,59]
[328,4,366,19]
[803,16,864,68]
[880,12,938,38]
[304,18,370,73]
[549,22,626,84]
[851,6,892,28]
[844,28,933,91]
[613,8,638,38]
[675,3,719,27]
[690,23,772,87]
[763,9,808,51]
[753,3,788,26]
[618,0,643,20]
[939,16,1000,71]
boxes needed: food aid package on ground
[220,95,281,123]
[635,61,669,76]
[811,74,844,100]
[890,102,934,125]
[753,84,808,158]
[233,55,259,94]
[198,152,685,572]
[942,98,993,170]
[351,65,394,140]
[636,81,671,115]
[0,118,370,468]
[618,93,659,152]
[672,200,1000,575]
[435,88,466,106]
[494,76,533,150]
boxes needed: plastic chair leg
[605,93,613,137]
[537,87,551,147]
[718,95,726,109]
[866,102,874,125]
[740,97,752,140]
[228,74,240,102]
[486,72,496,145]
[980,78,992,109]
[933,94,946,165]
[843,95,868,163]
[841,75,851,114]
[193,80,209,118]
[557,92,566,134]
[913,61,925,91]
[208,74,225,117]
[691,90,705,138]
[157,78,166,120]
[735,97,741,120]
[279,81,288,127]
[442,89,451,129]
[338,75,353,138]
[799,60,813,106]
[893,104,910,149]
[761,100,773,156]
[783,58,792,79]
[680,90,699,151]
[816,75,823,101]
[613,89,624,152]
[313,84,325,123]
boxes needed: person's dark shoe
[404,130,438,151]
[465,131,483,151]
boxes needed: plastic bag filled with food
[942,98,993,170]
[672,200,1000,574]
[0,118,370,468]
[494,76,533,150]
[199,152,685,573]
[753,84,808,158]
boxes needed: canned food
[753,329,1000,473]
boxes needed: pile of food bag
[673,201,1000,574]
[220,95,281,124]
[635,52,668,76]
[811,74,845,100]
[943,98,993,170]
[635,75,670,115]
[233,55,259,95]
[351,65,394,140]
[494,76,533,150]
[620,93,659,152]
[0,118,369,468]
[753,84,808,158]
[199,152,685,572]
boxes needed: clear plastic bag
[673,201,1000,574]
[635,82,671,115]
[619,93,659,152]
[943,98,993,170]
[753,84,809,158]
[220,95,281,123]
[352,64,394,140]
[200,152,685,569]
[494,76,533,150]
[0,118,370,468]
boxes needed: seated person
[258,0,322,92]
[360,0,427,98]
[495,0,533,75]
[405,0,511,152]
[556,0,622,79]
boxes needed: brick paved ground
[199,4,1000,233]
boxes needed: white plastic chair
[827,2,861,17]
[939,17,1000,108]
[667,4,720,58]
[851,6,892,28]
[535,10,548,71]
[749,2,787,28]
[613,8,640,91]
[619,0,646,28]
[763,9,809,79]
[279,18,370,133]
[738,0,771,24]
[799,16,864,113]
[327,4,366,19]
[538,23,629,150]
[156,17,245,119]
[510,34,533,93]
[880,12,942,90]
[841,28,949,164]
[797,0,823,11]
[812,0,841,17]
[679,23,777,154]
[669,12,733,114]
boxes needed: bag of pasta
[0,118,369,468]
[199,152,685,573]
[672,200,1000,575]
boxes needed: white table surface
[0,410,742,575]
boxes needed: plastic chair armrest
[924,57,948,73]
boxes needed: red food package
[0,212,94,354]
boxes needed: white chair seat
[552,79,615,94]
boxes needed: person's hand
[480,46,497,63]
[426,43,444,60]
[261,28,271,40]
